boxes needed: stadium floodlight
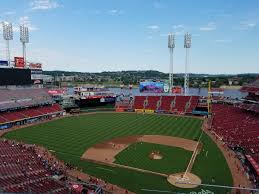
[20,25,29,68]
[168,33,175,49]
[184,32,191,96]
[2,22,13,67]
[168,33,175,93]
[184,32,191,48]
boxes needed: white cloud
[147,25,160,31]
[215,39,232,43]
[175,30,185,36]
[171,24,186,36]
[107,9,124,16]
[3,11,16,15]
[88,9,102,15]
[240,21,256,30]
[144,49,153,53]
[18,16,38,31]
[159,33,168,37]
[173,24,184,30]
[30,0,62,10]
[192,33,200,37]
[199,22,216,31]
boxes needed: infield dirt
[81,135,200,165]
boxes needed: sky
[0,0,258,74]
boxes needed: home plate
[167,172,201,188]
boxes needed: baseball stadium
[0,1,259,194]
[0,36,258,194]
[0,75,259,194]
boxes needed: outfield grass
[3,113,232,194]
[115,142,192,174]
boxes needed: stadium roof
[240,78,259,95]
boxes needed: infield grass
[115,142,192,174]
[3,113,232,194]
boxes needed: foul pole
[208,81,212,114]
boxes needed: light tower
[20,25,29,68]
[2,22,13,67]
[184,32,191,96]
[168,33,175,94]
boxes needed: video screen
[139,81,165,93]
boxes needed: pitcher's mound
[167,172,201,188]
[148,150,163,160]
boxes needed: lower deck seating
[212,104,259,153]
[0,104,63,125]
[0,140,77,194]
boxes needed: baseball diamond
[3,112,233,194]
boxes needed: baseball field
[3,113,232,194]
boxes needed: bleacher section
[0,140,78,194]
[145,96,160,110]
[0,88,52,111]
[172,96,190,113]
[134,96,146,109]
[186,96,200,113]
[134,95,199,114]
[160,96,174,112]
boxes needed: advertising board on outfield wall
[135,109,144,113]
[144,109,155,113]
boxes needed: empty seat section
[51,104,63,111]
[172,96,190,113]
[0,89,52,111]
[161,96,174,112]
[20,109,42,117]
[186,96,199,113]
[134,96,146,109]
[1,112,25,122]
[146,96,160,110]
